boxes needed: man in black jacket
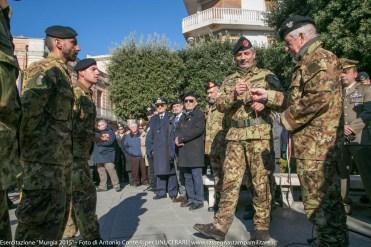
[175,92,205,210]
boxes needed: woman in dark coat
[146,97,178,199]
[175,92,205,210]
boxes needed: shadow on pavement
[99,192,147,241]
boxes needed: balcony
[182,8,270,35]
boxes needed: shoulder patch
[265,74,282,90]
[307,61,323,74]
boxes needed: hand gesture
[250,88,268,103]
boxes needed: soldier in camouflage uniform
[15,25,80,242]
[204,81,226,212]
[62,58,101,241]
[0,0,21,242]
[251,16,348,246]
[338,58,371,212]
[194,36,281,242]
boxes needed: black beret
[74,58,97,72]
[154,97,167,105]
[170,98,183,107]
[357,72,369,81]
[183,91,198,100]
[278,15,315,40]
[232,36,253,55]
[45,25,78,39]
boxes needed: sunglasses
[156,104,165,108]
[184,99,195,103]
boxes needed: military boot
[193,223,225,241]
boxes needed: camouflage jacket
[0,6,18,67]
[20,54,74,165]
[205,104,225,156]
[216,65,281,141]
[343,82,371,145]
[0,6,21,190]
[266,39,343,160]
[73,83,96,160]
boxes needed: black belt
[230,118,267,128]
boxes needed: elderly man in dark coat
[175,92,205,210]
[146,97,178,199]
[92,119,120,192]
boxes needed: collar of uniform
[345,81,358,92]
[47,53,70,75]
[237,63,258,76]
[208,103,217,111]
[295,36,322,62]
[75,80,92,95]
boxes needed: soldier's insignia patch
[307,62,322,74]
[266,74,281,89]
[286,21,293,28]
[36,75,44,86]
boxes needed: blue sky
[11,0,188,58]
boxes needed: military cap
[232,36,253,55]
[154,97,167,105]
[183,91,198,100]
[340,58,359,70]
[74,58,97,72]
[278,15,315,40]
[206,81,220,90]
[45,25,78,39]
[170,98,183,107]
[357,72,369,81]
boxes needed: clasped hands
[235,81,268,113]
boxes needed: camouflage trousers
[214,139,274,233]
[63,159,100,240]
[15,162,67,243]
[297,159,348,247]
[57,163,72,240]
[209,156,224,193]
[0,190,12,242]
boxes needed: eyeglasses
[184,99,195,103]
[156,104,165,108]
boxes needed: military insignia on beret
[286,21,293,28]
[242,40,249,47]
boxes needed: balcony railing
[182,8,268,34]
[96,107,119,122]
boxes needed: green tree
[178,36,237,107]
[108,34,184,119]
[268,0,371,71]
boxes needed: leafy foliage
[268,0,371,71]
[178,36,237,107]
[108,34,184,119]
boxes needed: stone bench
[203,175,215,209]
[274,173,364,208]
